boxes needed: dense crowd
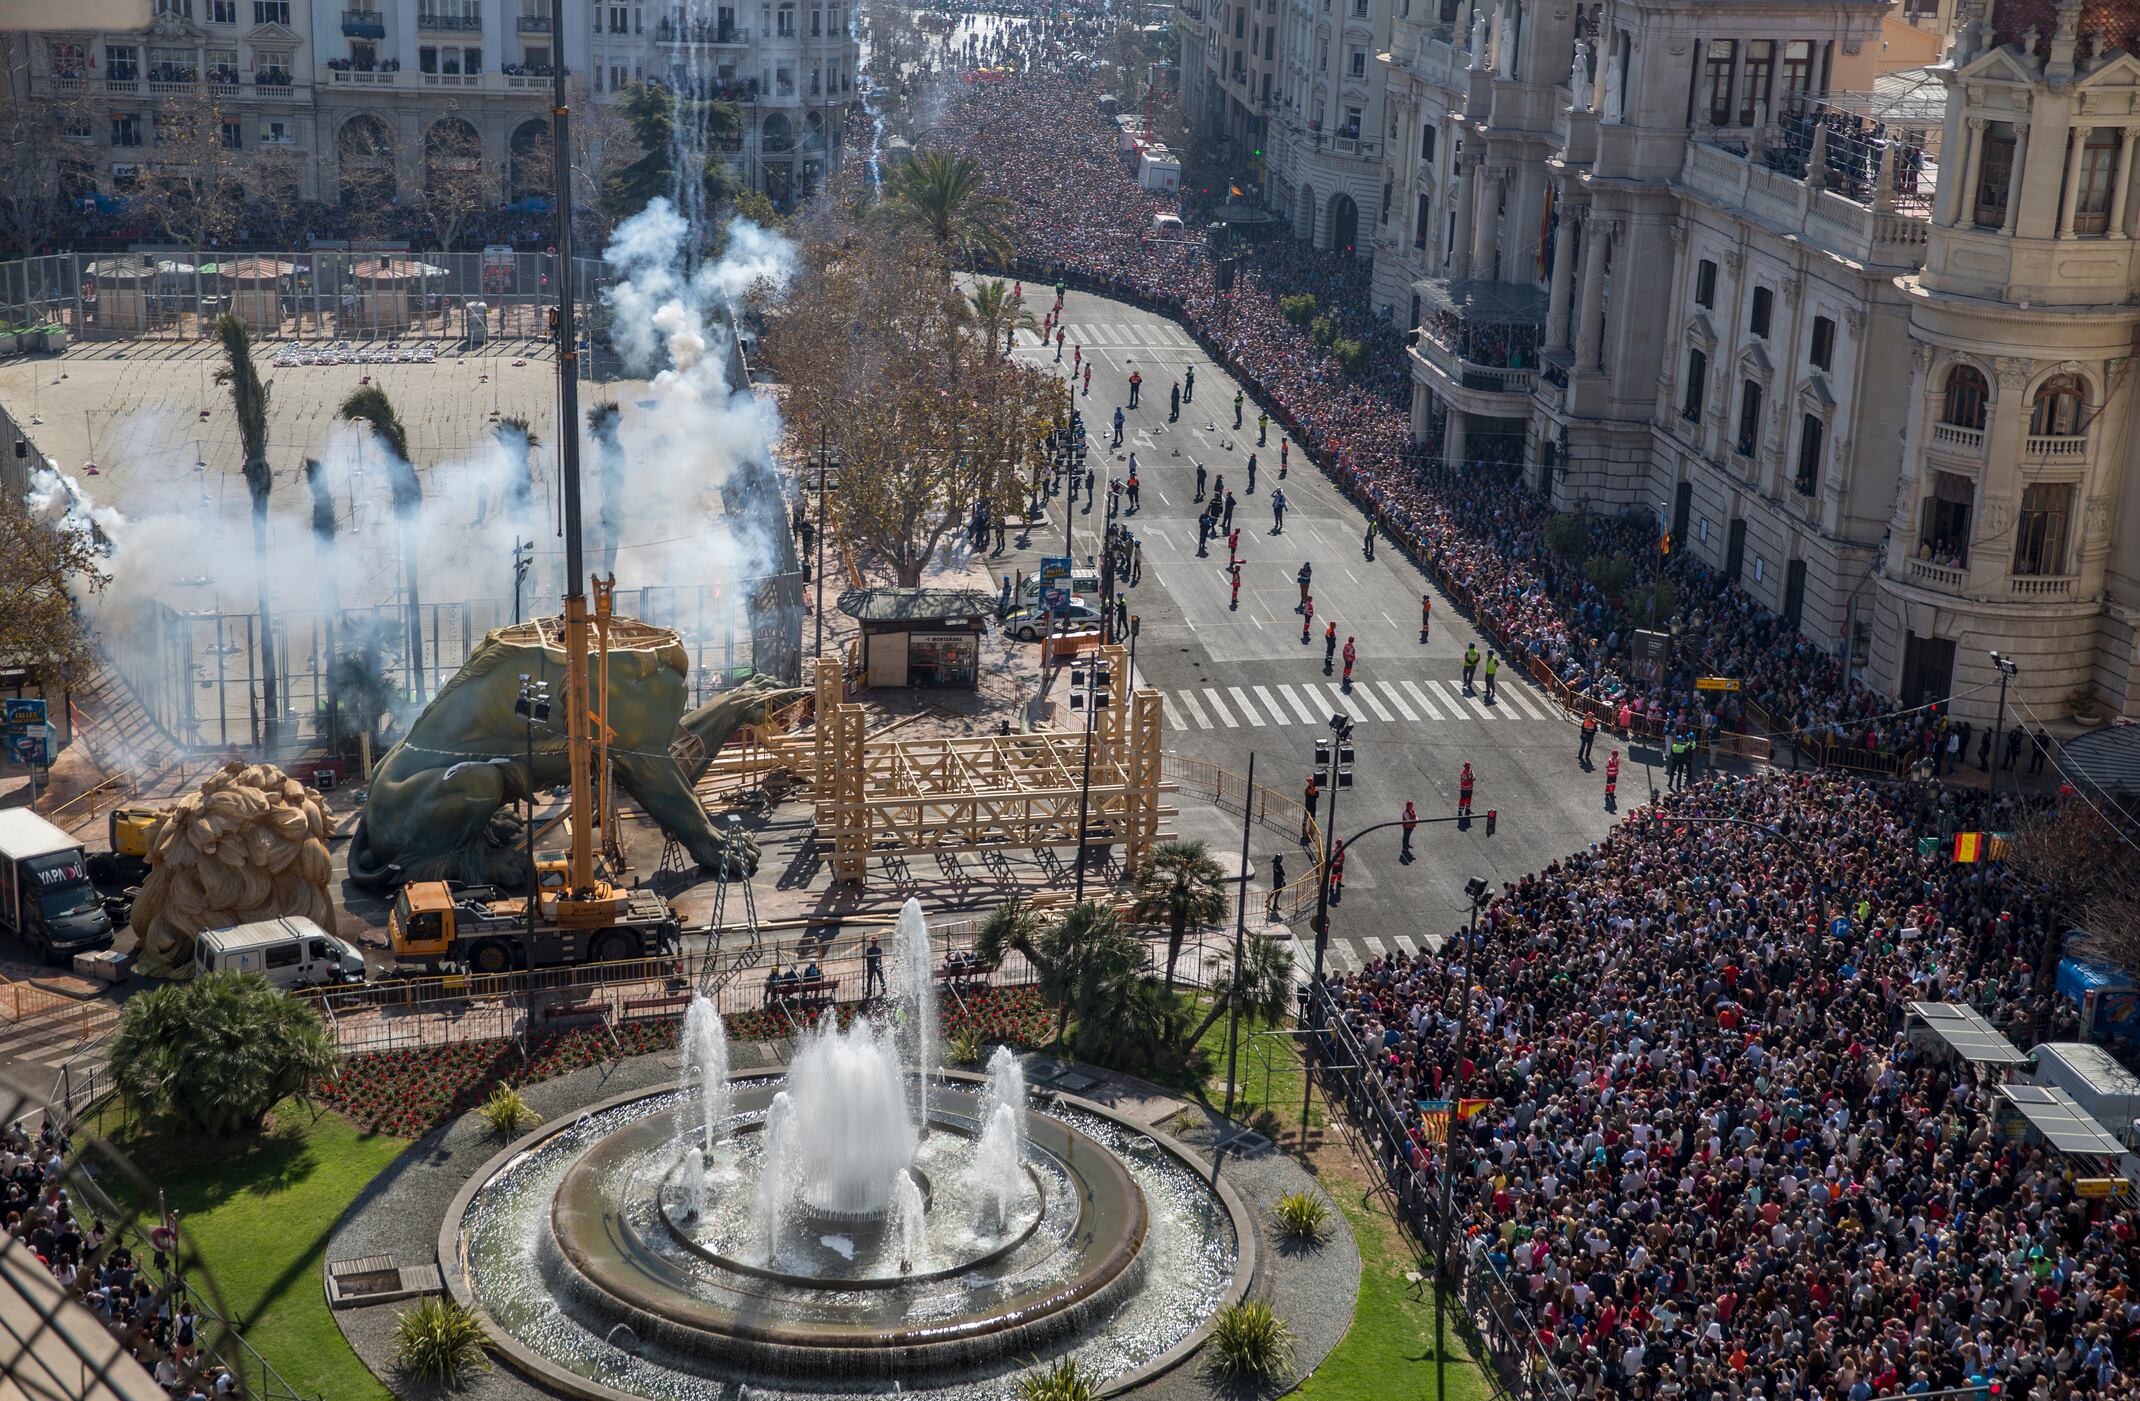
[1324,772,2135,1398]
[23,196,566,259]
[924,62,1964,769]
[2,1119,239,1397]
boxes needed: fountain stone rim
[438,1066,1259,1401]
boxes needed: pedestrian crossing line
[1351,683,1397,723]
[1162,696,1188,731]
[1174,689,1213,729]
[1276,684,1323,725]
[1505,685,1552,721]
[1486,684,1534,720]
[1228,686,1272,727]
[1378,681,1421,723]
[1202,688,1240,727]
[1251,686,1289,728]
[1402,679,1446,720]
[1325,684,1362,724]
[1443,679,1496,720]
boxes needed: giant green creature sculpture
[346,615,802,891]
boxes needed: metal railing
[1306,983,1577,1401]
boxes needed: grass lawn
[1174,996,1493,1401]
[92,1099,407,1401]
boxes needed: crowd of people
[3,1119,240,1397]
[923,60,1962,772]
[1324,771,2134,1398]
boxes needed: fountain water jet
[676,1147,707,1221]
[980,1045,1027,1154]
[780,1014,917,1221]
[887,1169,927,1274]
[681,995,733,1152]
[753,1090,799,1262]
[969,1104,1023,1237]
[891,898,938,1132]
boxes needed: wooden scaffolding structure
[797,653,1173,884]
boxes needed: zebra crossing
[1272,930,1444,985]
[0,1003,114,1079]
[1015,321,1200,351]
[1159,676,1563,733]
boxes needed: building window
[2030,374,2087,437]
[1420,123,1435,163]
[111,112,143,146]
[1941,364,1989,429]
[1683,349,1707,422]
[1342,105,1362,139]
[106,45,139,81]
[1749,286,1772,338]
[210,0,237,19]
[1351,48,1366,77]
[1263,29,1275,59]
[1809,315,1835,371]
[220,117,243,149]
[1739,40,1773,126]
[1704,40,1734,126]
[48,42,86,78]
[1413,192,1430,249]
[154,0,192,14]
[1780,39,1813,94]
[149,48,196,83]
[2074,128,2120,235]
[1974,123,2017,228]
[253,0,290,23]
[1235,9,1245,37]
[1694,258,1716,309]
[811,7,821,34]
[1380,180,1391,223]
[259,119,293,144]
[255,47,291,79]
[1918,470,1973,566]
[1795,415,1823,494]
[1736,380,1762,456]
[2013,483,2075,576]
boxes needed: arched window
[1941,364,1989,430]
[2030,374,2086,436]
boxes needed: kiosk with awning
[1995,1083,2132,1166]
[1905,1000,2031,1073]
[836,588,993,689]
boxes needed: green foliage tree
[1278,293,1317,326]
[1129,840,1228,993]
[1583,551,1633,600]
[0,456,107,691]
[966,278,1039,358]
[214,314,278,745]
[1308,314,1338,347]
[1180,933,1294,1049]
[599,81,744,225]
[1543,513,1587,562]
[1332,337,1369,375]
[338,385,426,701]
[876,150,1013,264]
[1622,579,1680,625]
[110,973,335,1137]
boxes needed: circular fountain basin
[446,1071,1250,1400]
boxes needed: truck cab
[0,809,115,964]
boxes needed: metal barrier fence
[1305,982,1578,1401]
[1162,752,1324,919]
[106,573,804,753]
[3,248,614,347]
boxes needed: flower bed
[312,984,1053,1138]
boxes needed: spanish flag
[1953,831,1983,863]
[1457,1098,1492,1121]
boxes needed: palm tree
[1131,840,1230,994]
[214,314,278,746]
[302,458,341,750]
[975,898,1140,1048]
[109,972,336,1136]
[878,150,1013,264]
[1180,935,1295,1050]
[338,385,427,702]
[966,278,1039,358]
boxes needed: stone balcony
[1409,277,1544,417]
[1678,140,1930,271]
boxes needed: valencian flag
[1418,1099,1492,1144]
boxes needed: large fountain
[445,899,1247,1400]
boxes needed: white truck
[194,916,367,990]
[0,809,114,964]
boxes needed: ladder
[695,819,765,1002]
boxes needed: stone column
[2060,124,2091,237]
[1444,404,1469,465]
[1724,42,1745,129]
[1955,117,1987,227]
[1545,208,1577,349]
[1449,152,1476,278]
[2110,126,2135,237]
[2003,123,2028,235]
[1574,215,1609,369]
[1471,166,1501,276]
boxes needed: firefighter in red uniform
[1458,762,1475,816]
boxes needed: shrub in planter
[1018,1357,1099,1401]
[391,1297,490,1388]
[475,1084,543,1137]
[1271,1190,1331,1245]
[1207,1300,1295,1383]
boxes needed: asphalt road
[987,284,1622,977]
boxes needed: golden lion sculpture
[128,762,335,979]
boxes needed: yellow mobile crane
[386,40,679,977]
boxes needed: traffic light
[1484,809,1497,836]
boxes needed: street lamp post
[1990,651,2017,796]
[1070,652,1113,902]
[514,674,552,943]
[815,433,833,662]
[1435,875,1491,1401]
[1306,714,1355,1009]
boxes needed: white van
[194,917,366,989]
[1018,570,1102,605]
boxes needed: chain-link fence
[0,249,616,348]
